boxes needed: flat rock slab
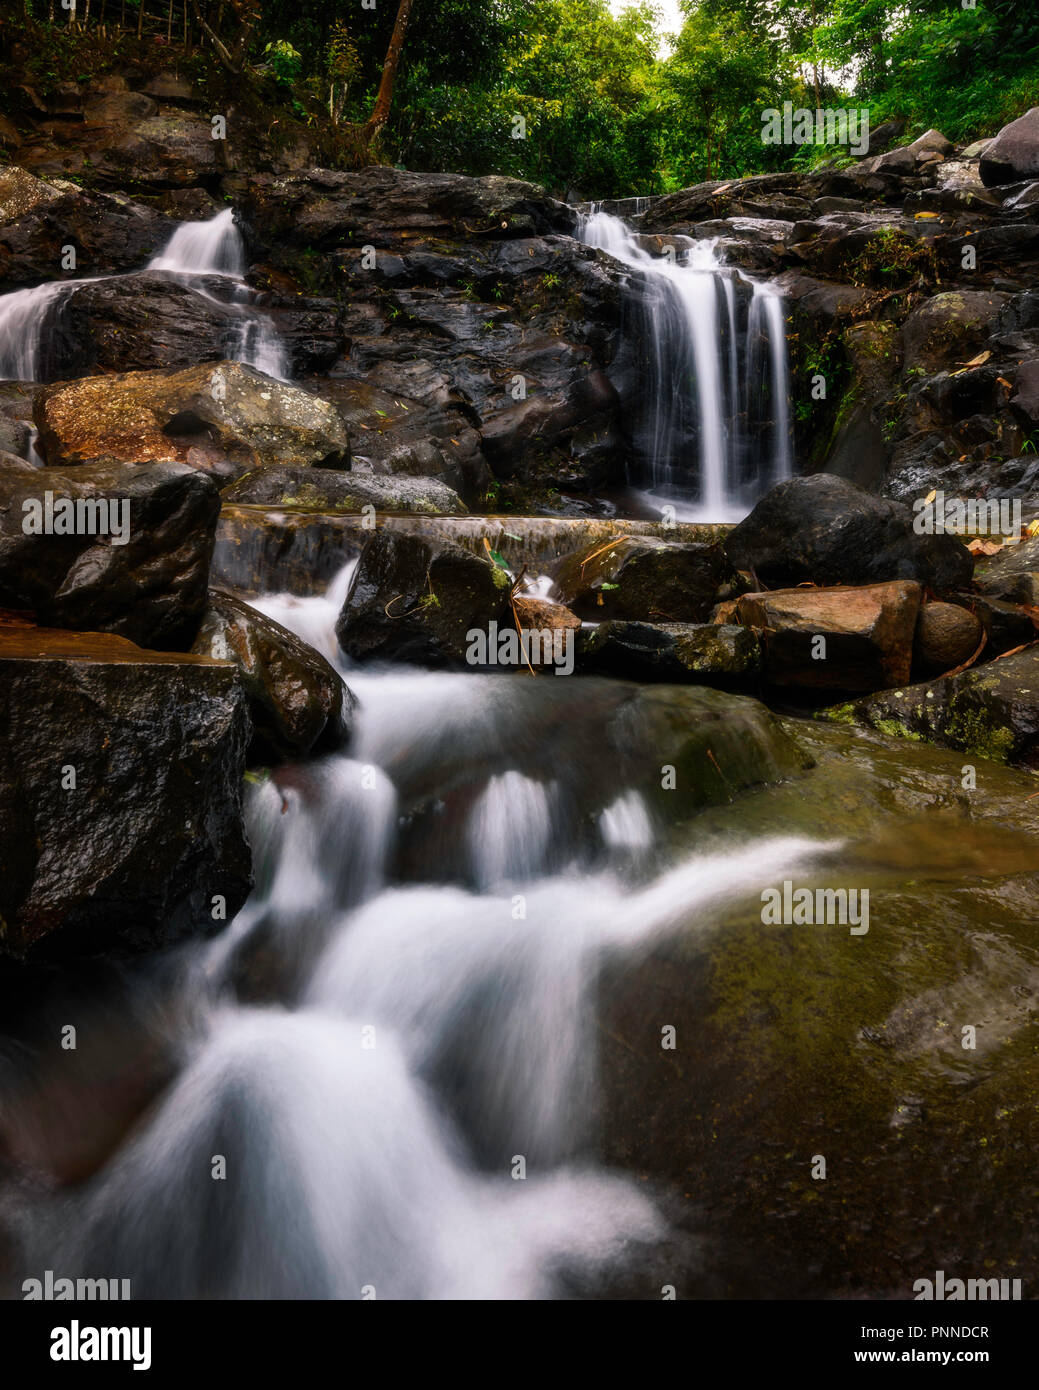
[0,624,251,962]
[831,643,1039,766]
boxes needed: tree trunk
[360,0,416,141]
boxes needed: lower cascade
[5,572,822,1299]
[580,210,793,520]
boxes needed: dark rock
[579,620,763,684]
[0,458,219,649]
[335,530,510,666]
[974,534,1039,605]
[725,475,974,594]
[191,591,351,762]
[839,645,1039,766]
[901,290,1008,375]
[914,601,983,675]
[553,536,738,622]
[866,119,906,156]
[956,593,1037,654]
[980,106,1039,187]
[0,624,251,961]
[221,466,467,516]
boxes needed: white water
[580,209,793,520]
[13,569,827,1298]
[0,209,287,388]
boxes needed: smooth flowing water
[2,567,824,1299]
[580,209,793,520]
[0,208,286,386]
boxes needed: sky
[608,0,686,39]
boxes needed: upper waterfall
[580,209,793,521]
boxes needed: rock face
[836,646,1039,766]
[979,106,1039,186]
[737,582,922,690]
[221,466,466,516]
[579,620,763,684]
[0,625,251,962]
[336,531,511,667]
[0,458,219,649]
[34,362,350,475]
[192,593,350,763]
[553,537,738,622]
[725,475,973,593]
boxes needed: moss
[818,702,858,725]
[942,705,1016,763]
[873,717,924,741]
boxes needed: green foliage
[264,40,303,88]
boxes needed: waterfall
[580,209,793,520]
[5,569,827,1299]
[0,210,287,390]
[145,206,246,276]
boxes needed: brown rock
[511,595,581,632]
[736,581,922,690]
[914,601,983,675]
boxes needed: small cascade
[145,207,245,276]
[0,209,288,390]
[580,209,793,519]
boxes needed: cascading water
[4,566,827,1299]
[0,208,287,389]
[580,209,793,519]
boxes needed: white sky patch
[609,0,685,39]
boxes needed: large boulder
[191,591,351,763]
[578,620,763,685]
[553,537,739,623]
[231,166,576,261]
[0,624,251,961]
[724,475,973,593]
[0,181,175,291]
[221,466,466,516]
[834,645,1039,767]
[0,458,219,649]
[901,290,1008,375]
[34,362,349,475]
[336,531,511,667]
[979,106,1039,187]
[736,581,922,691]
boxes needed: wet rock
[914,601,983,675]
[974,534,1039,605]
[48,273,238,378]
[0,183,174,291]
[725,475,973,594]
[552,536,738,623]
[222,466,466,516]
[335,530,510,667]
[0,458,219,649]
[0,624,251,962]
[959,593,1037,654]
[35,362,349,473]
[512,595,581,633]
[600,719,1039,1298]
[838,644,1039,765]
[979,106,1039,187]
[736,581,921,691]
[901,290,1008,375]
[191,591,350,763]
[579,620,763,684]
[0,166,61,222]
[231,166,576,262]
